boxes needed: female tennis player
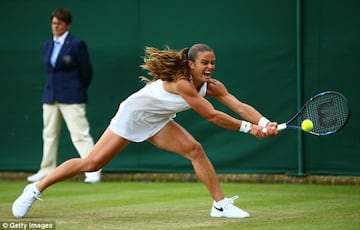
[13,43,279,219]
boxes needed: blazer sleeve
[76,40,93,89]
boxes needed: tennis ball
[301,119,314,132]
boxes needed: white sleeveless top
[109,79,207,142]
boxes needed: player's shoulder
[207,78,226,90]
[174,77,193,89]
[171,78,196,95]
[206,78,227,96]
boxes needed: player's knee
[83,158,102,172]
[187,142,206,160]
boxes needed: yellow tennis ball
[301,119,314,132]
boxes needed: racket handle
[277,123,287,131]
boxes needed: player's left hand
[263,122,279,136]
[249,124,268,138]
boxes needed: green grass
[1,180,359,229]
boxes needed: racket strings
[301,93,349,135]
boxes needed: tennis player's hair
[140,43,213,82]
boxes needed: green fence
[0,0,358,175]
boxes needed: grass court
[1,179,359,229]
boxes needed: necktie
[50,41,61,67]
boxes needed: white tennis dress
[109,79,207,142]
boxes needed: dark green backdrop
[0,0,359,175]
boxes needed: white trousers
[37,102,100,177]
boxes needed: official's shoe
[27,173,46,182]
[84,172,101,183]
[210,196,250,218]
[12,183,42,218]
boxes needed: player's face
[188,51,216,83]
[51,17,70,38]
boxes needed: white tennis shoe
[12,183,42,218]
[27,172,46,182]
[84,172,101,183]
[210,196,250,218]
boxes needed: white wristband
[239,121,251,133]
[258,117,270,127]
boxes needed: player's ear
[187,60,195,69]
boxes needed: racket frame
[277,91,350,136]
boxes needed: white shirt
[50,31,69,66]
[53,31,69,45]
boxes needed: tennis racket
[272,91,350,136]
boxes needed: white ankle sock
[31,183,41,196]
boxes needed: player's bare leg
[37,129,130,191]
[149,121,250,218]
[148,121,224,200]
[12,129,130,218]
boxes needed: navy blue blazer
[42,34,93,104]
